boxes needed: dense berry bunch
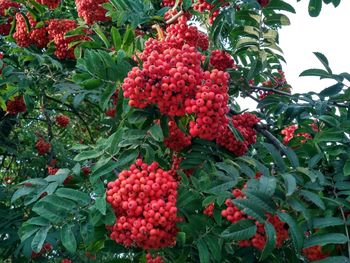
[222,188,288,250]
[75,0,109,25]
[13,13,49,48]
[35,0,60,9]
[106,159,180,249]
[0,0,20,35]
[203,203,214,217]
[165,16,209,51]
[164,120,191,152]
[162,0,178,6]
[216,113,259,156]
[303,246,330,261]
[6,96,27,114]
[35,139,51,155]
[193,0,227,23]
[186,70,230,140]
[123,44,202,116]
[146,253,164,263]
[56,114,70,128]
[210,50,235,71]
[47,19,87,59]
[281,125,312,144]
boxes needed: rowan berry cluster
[106,159,180,249]
[56,114,70,128]
[13,13,47,48]
[222,188,289,250]
[162,0,178,6]
[35,0,60,9]
[0,0,20,35]
[258,70,291,99]
[75,0,110,25]
[47,19,87,59]
[216,113,259,156]
[281,125,312,144]
[186,70,230,140]
[61,259,72,263]
[146,253,164,263]
[193,0,226,23]
[203,203,214,216]
[123,44,202,116]
[6,96,27,115]
[209,50,235,71]
[35,139,51,155]
[31,243,52,258]
[303,246,330,261]
[164,120,191,152]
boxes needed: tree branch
[253,123,289,156]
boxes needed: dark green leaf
[221,220,257,240]
[308,0,322,17]
[197,239,210,263]
[278,212,303,253]
[260,222,276,260]
[304,233,348,248]
[31,226,50,253]
[55,188,90,205]
[282,173,297,196]
[61,224,77,253]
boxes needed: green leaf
[93,24,110,48]
[207,181,238,194]
[303,233,348,248]
[332,0,341,7]
[265,0,296,13]
[233,199,266,222]
[320,83,344,98]
[19,225,39,242]
[61,224,77,253]
[300,190,325,210]
[11,186,36,203]
[261,142,286,172]
[343,158,350,176]
[149,124,164,142]
[92,161,119,179]
[95,195,107,215]
[296,167,316,183]
[116,149,138,168]
[260,222,276,260]
[205,235,222,262]
[281,173,297,196]
[221,220,257,240]
[55,188,90,205]
[31,226,50,253]
[308,0,322,17]
[313,52,332,73]
[197,238,210,263]
[32,202,65,224]
[312,217,344,228]
[318,115,340,127]
[299,68,329,78]
[111,27,122,50]
[278,212,303,253]
[316,130,344,142]
[308,153,323,169]
[74,150,103,161]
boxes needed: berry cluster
[146,253,164,263]
[13,13,49,48]
[106,159,180,249]
[35,139,51,155]
[258,70,291,100]
[31,243,52,259]
[186,70,230,140]
[222,188,289,250]
[47,19,87,59]
[61,259,72,263]
[216,113,260,156]
[209,50,235,71]
[164,120,191,152]
[123,44,202,116]
[75,0,110,25]
[35,0,61,9]
[193,0,227,24]
[161,0,178,6]
[303,246,330,261]
[0,0,20,35]
[6,96,27,115]
[281,125,312,144]
[203,203,214,217]
[56,114,70,128]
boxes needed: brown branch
[253,123,289,156]
[166,10,184,24]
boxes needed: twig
[253,123,289,156]
[250,85,292,97]
[166,10,184,24]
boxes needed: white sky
[237,0,350,109]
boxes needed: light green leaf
[282,173,297,196]
[31,226,51,253]
[61,224,77,253]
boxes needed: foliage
[0,0,349,262]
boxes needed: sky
[237,0,350,109]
